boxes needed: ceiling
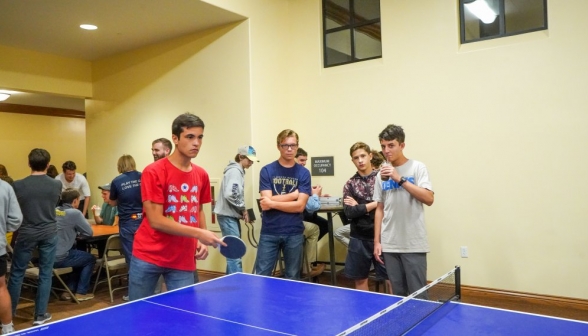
[0,0,245,112]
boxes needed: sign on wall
[311,156,334,176]
[205,178,221,232]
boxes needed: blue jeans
[254,233,304,280]
[119,219,141,265]
[54,249,96,294]
[129,257,194,301]
[7,235,57,317]
[217,215,242,274]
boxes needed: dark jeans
[7,235,57,317]
[54,249,96,294]
[119,219,141,265]
[254,233,304,280]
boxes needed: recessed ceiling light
[80,24,98,30]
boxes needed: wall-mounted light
[464,0,497,24]
[0,93,10,101]
[80,24,98,30]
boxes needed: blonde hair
[276,129,299,146]
[117,155,136,173]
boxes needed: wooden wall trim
[461,285,588,309]
[461,284,588,321]
[0,103,85,119]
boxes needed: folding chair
[24,264,80,304]
[92,234,127,302]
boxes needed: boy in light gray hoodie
[213,146,258,274]
[0,179,22,334]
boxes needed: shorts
[344,237,387,280]
[0,254,7,277]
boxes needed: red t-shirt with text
[133,158,211,271]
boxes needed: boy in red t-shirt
[129,113,224,301]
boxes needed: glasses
[279,143,298,150]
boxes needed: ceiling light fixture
[80,24,98,30]
[0,93,10,101]
[464,0,497,24]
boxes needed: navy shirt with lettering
[259,161,311,236]
[110,170,143,223]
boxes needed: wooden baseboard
[461,284,588,321]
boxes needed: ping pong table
[12,273,588,335]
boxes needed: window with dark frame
[323,0,382,68]
[460,0,547,44]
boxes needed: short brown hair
[61,188,80,204]
[295,148,307,158]
[370,150,385,169]
[152,138,172,151]
[349,142,371,157]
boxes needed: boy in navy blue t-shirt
[255,129,311,279]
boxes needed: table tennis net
[338,266,461,336]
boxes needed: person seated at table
[303,185,326,278]
[92,184,118,226]
[54,188,96,301]
[296,148,330,241]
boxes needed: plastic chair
[92,234,127,302]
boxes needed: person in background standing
[0,165,13,186]
[214,146,257,274]
[55,161,91,218]
[151,138,172,161]
[46,165,58,179]
[255,130,310,280]
[335,149,385,248]
[129,113,223,300]
[109,155,142,301]
[342,142,388,291]
[0,179,22,334]
[373,124,434,297]
[8,149,62,326]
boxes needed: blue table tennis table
[11,273,588,335]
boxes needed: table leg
[327,212,337,286]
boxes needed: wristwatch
[398,177,407,186]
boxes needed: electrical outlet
[460,246,468,258]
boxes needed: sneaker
[122,295,129,301]
[1,323,15,334]
[60,292,72,301]
[75,293,94,302]
[33,313,52,326]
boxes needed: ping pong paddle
[217,235,246,259]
